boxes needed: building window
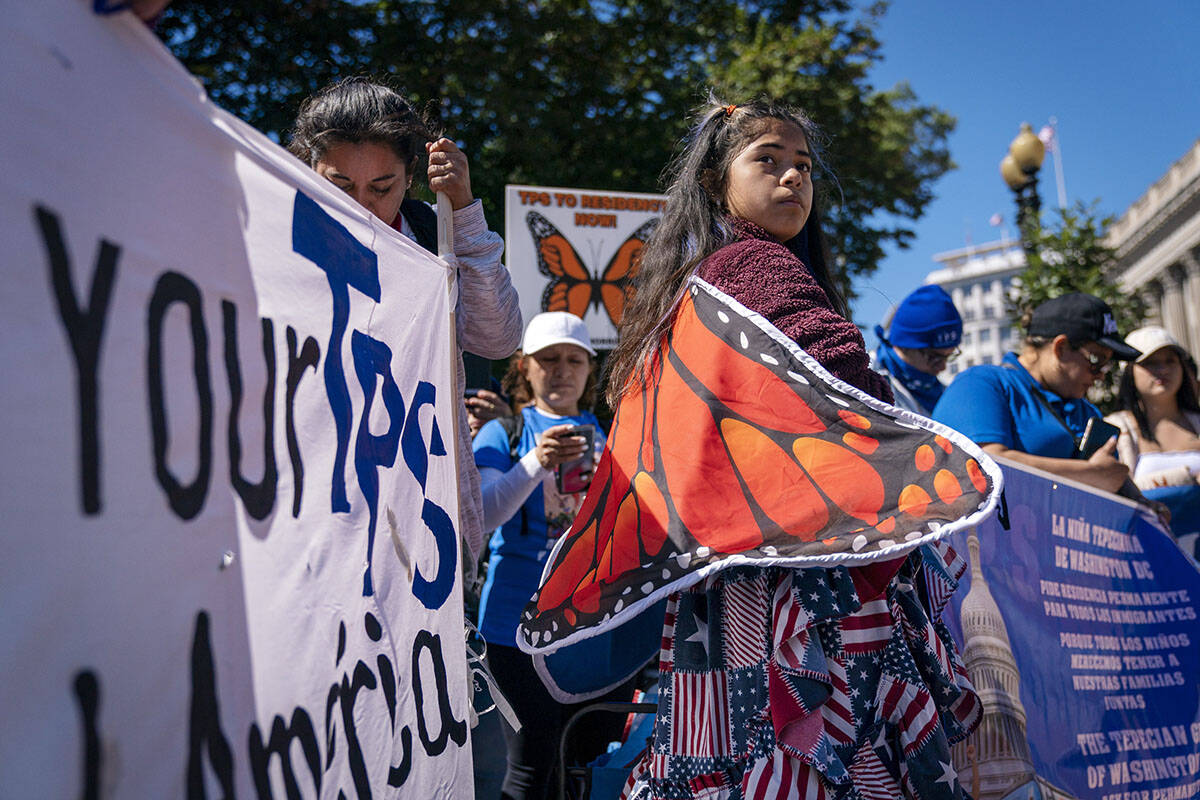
[983,306,995,319]
[979,328,991,342]
[982,354,994,365]
[948,363,959,376]
[963,308,977,321]
[962,331,973,346]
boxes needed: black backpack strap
[495,412,524,464]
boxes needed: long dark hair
[604,97,842,406]
[288,77,438,177]
[1116,346,1200,441]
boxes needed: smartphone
[555,425,596,494]
[1078,417,1121,459]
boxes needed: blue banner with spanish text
[945,460,1200,800]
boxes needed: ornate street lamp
[1000,122,1045,250]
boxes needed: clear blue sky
[851,0,1200,340]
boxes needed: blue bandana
[874,326,945,414]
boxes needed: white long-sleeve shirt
[477,450,548,533]
[436,201,522,559]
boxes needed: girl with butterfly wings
[564,100,986,799]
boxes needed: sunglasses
[1072,344,1112,375]
[919,347,961,364]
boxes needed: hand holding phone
[1077,417,1121,459]
[552,424,595,494]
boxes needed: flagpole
[1049,117,1068,209]
[438,193,523,735]
[436,190,464,576]
[989,212,1009,248]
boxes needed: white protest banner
[504,184,666,349]
[0,3,471,796]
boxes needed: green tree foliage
[1008,201,1147,407]
[155,2,379,139]
[157,0,953,305]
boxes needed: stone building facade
[923,240,1026,377]
[1110,138,1200,356]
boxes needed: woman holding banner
[1108,326,1200,559]
[289,77,522,559]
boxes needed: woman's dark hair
[288,77,437,176]
[502,350,597,411]
[604,97,841,406]
[1116,346,1200,441]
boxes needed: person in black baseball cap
[933,292,1141,495]
[1027,292,1141,361]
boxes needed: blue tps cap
[888,285,963,350]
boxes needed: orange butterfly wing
[519,277,1000,653]
[528,212,660,326]
[527,211,594,318]
[597,218,658,326]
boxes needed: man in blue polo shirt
[932,293,1140,493]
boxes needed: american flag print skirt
[622,540,981,800]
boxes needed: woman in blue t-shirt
[472,311,630,799]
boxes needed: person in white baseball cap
[519,310,598,357]
[470,312,632,795]
[1107,326,1200,559]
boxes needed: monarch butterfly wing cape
[518,277,1003,675]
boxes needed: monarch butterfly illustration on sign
[526,211,659,327]
[518,276,1003,656]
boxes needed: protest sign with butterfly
[504,185,666,349]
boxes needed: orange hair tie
[724,104,738,118]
